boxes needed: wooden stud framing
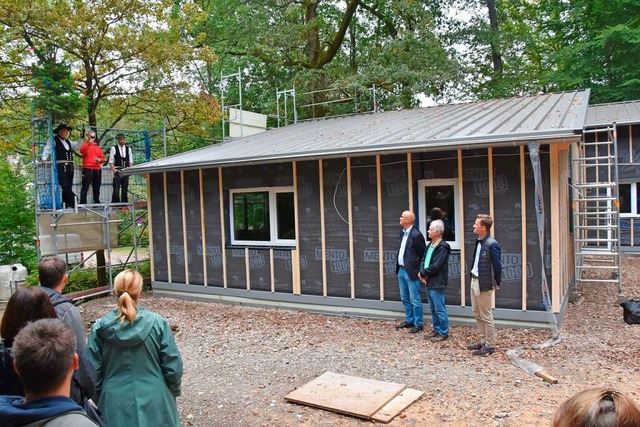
[270,248,275,293]
[406,153,413,209]
[218,168,228,288]
[146,174,155,282]
[519,146,528,310]
[488,147,495,308]
[293,161,301,295]
[245,248,250,290]
[629,127,635,246]
[199,170,208,286]
[163,172,172,282]
[347,157,355,299]
[180,171,189,284]
[376,155,385,301]
[319,160,327,297]
[457,149,466,306]
[550,145,561,312]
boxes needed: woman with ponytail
[86,269,183,426]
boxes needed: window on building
[619,183,640,215]
[230,188,295,246]
[418,179,460,250]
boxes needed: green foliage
[25,259,152,292]
[30,58,84,122]
[0,157,37,271]
[195,0,460,113]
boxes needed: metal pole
[238,68,243,138]
[163,118,167,158]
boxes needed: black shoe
[424,330,438,339]
[408,325,423,334]
[395,321,414,330]
[472,346,496,356]
[429,334,448,342]
[467,342,483,350]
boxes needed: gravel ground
[79,256,640,426]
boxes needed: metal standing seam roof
[128,89,590,174]
[586,100,640,127]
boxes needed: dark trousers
[111,173,129,203]
[80,168,102,204]
[57,164,75,208]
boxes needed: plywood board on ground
[284,372,406,419]
[372,388,425,423]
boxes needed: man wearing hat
[42,123,80,209]
[108,133,133,203]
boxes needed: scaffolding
[571,124,624,300]
[276,85,379,126]
[31,113,154,294]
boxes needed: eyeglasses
[89,136,96,139]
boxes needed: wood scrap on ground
[284,372,423,423]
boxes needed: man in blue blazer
[395,210,427,333]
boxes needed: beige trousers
[470,276,496,348]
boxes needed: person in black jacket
[419,219,451,341]
[0,287,95,406]
[395,210,427,334]
[467,214,502,356]
[108,133,133,203]
[42,123,79,209]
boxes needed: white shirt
[471,239,482,276]
[41,137,80,161]
[108,145,134,168]
[397,225,413,267]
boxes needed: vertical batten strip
[293,161,301,295]
[245,248,250,290]
[347,158,355,299]
[550,145,561,312]
[319,160,327,297]
[270,248,275,292]
[520,146,527,310]
[488,148,495,309]
[199,170,207,286]
[376,155,384,301]
[146,174,155,282]
[629,127,635,246]
[218,168,227,288]
[180,171,189,284]
[163,172,172,282]
[407,153,413,210]
[458,150,465,306]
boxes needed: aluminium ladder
[571,124,624,299]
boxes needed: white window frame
[418,178,461,250]
[229,186,296,247]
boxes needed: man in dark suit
[42,123,79,209]
[395,210,427,333]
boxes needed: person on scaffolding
[42,123,80,209]
[109,133,133,204]
[79,130,105,204]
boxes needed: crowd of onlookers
[0,257,182,426]
[0,256,638,426]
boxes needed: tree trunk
[304,1,320,65]
[87,110,107,288]
[486,0,503,76]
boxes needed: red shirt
[80,142,105,169]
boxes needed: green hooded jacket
[86,307,183,426]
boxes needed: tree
[0,157,36,270]
[550,0,640,103]
[193,0,460,117]
[0,0,219,145]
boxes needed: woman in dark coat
[0,286,96,404]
